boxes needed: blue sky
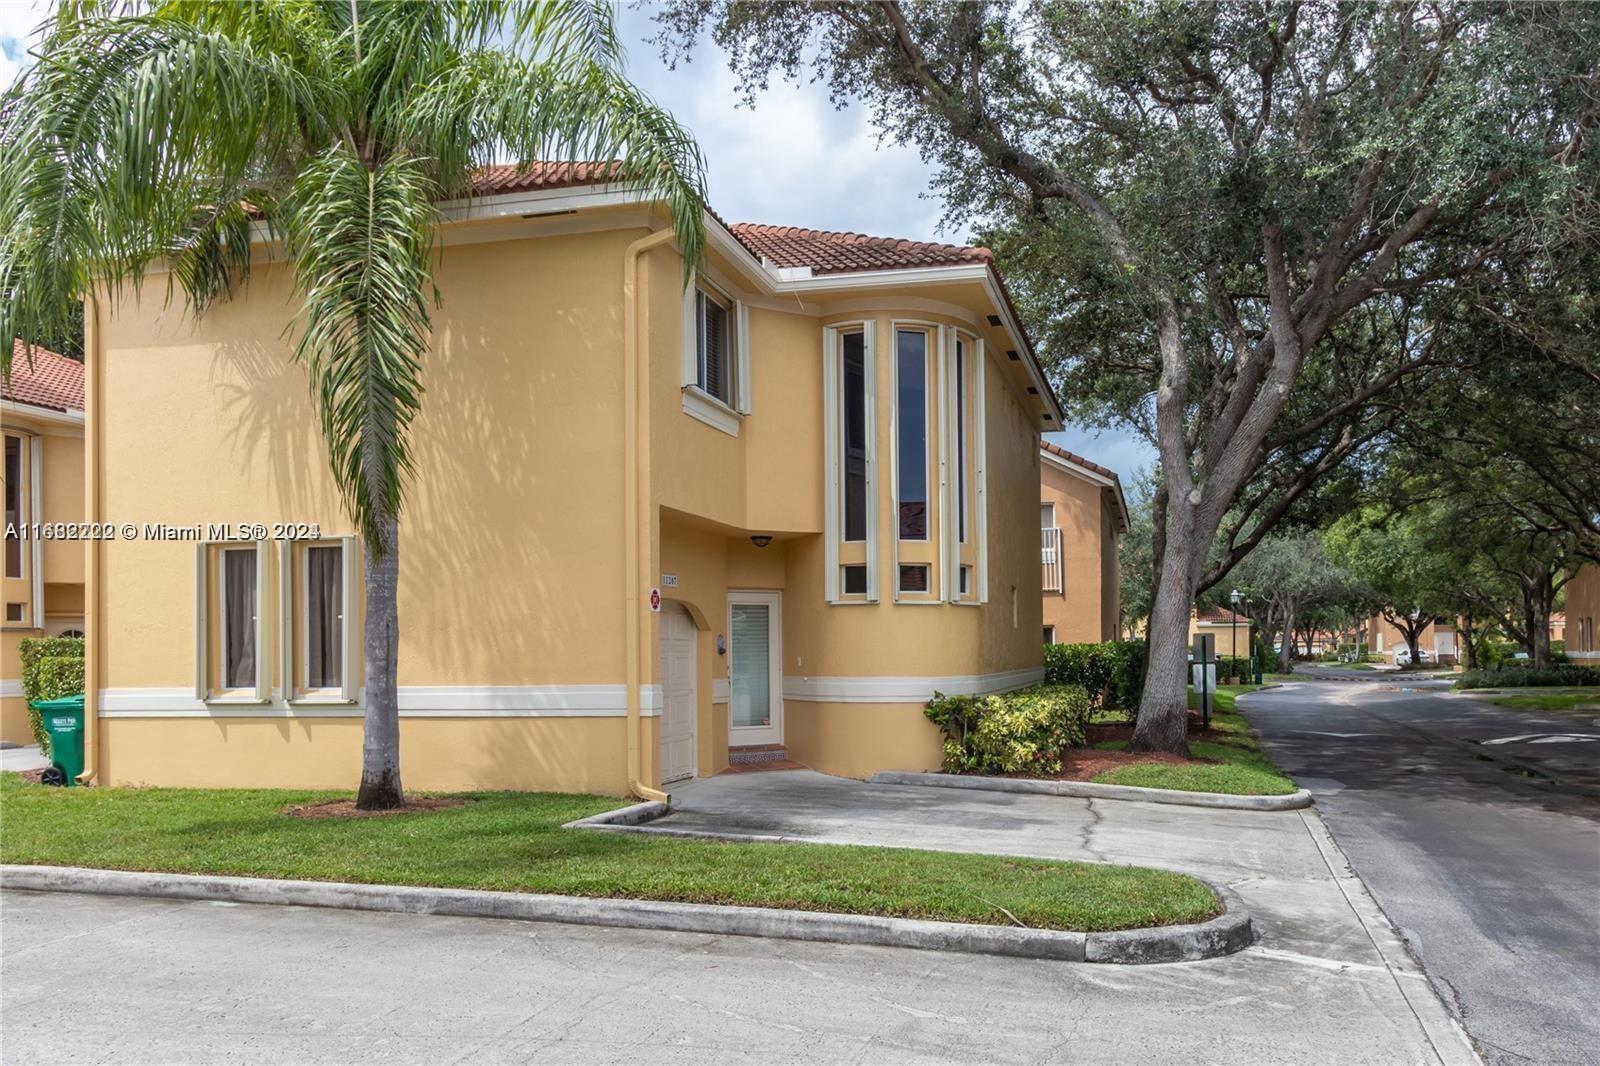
[0,1,1154,477]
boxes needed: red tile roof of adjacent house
[1041,442,1118,482]
[1040,441,1129,532]
[727,223,992,276]
[5,340,83,413]
[1195,607,1238,624]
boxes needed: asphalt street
[1241,674,1600,1066]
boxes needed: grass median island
[0,774,1220,932]
[1086,686,1299,797]
[1468,689,1600,713]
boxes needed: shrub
[925,684,1092,776]
[19,636,85,755]
[1456,665,1600,689]
[1044,641,1146,710]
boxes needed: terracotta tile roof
[1041,441,1130,532]
[5,340,83,413]
[466,167,998,275]
[1042,442,1118,481]
[470,161,625,194]
[726,223,992,276]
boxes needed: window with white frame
[696,283,735,407]
[279,537,358,701]
[943,329,986,603]
[197,540,270,701]
[682,278,750,432]
[824,323,876,603]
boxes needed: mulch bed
[1038,714,1229,782]
[16,769,46,784]
[284,797,470,819]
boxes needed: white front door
[728,590,782,747]
[659,603,697,784]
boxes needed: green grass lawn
[1086,685,1299,796]
[0,774,1218,932]
[1467,689,1600,713]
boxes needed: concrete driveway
[662,768,1474,1063]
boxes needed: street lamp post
[1229,588,1242,682]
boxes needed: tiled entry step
[728,744,788,766]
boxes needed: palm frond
[0,12,320,374]
[397,48,708,280]
[279,147,436,555]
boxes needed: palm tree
[0,1,706,808]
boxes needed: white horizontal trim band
[0,679,23,699]
[782,667,1044,704]
[97,685,663,719]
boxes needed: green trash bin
[31,695,85,787]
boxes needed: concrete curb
[868,770,1314,810]
[0,864,1251,965]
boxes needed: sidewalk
[0,745,48,773]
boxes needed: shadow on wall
[216,239,632,696]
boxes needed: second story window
[824,322,876,603]
[895,328,929,540]
[842,331,868,542]
[696,284,735,407]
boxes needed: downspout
[77,293,100,784]
[624,227,675,803]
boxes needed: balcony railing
[1042,526,1063,592]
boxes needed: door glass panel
[730,603,771,728]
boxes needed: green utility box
[32,694,85,787]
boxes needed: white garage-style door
[658,603,697,784]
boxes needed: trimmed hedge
[1043,641,1147,710]
[1457,665,1600,690]
[19,636,85,755]
[925,684,1092,776]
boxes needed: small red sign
[649,587,662,612]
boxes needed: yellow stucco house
[1566,562,1599,664]
[2,342,87,744]
[81,164,1062,794]
[1039,443,1126,644]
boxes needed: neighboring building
[1567,563,1600,664]
[2,341,86,743]
[1039,443,1127,644]
[83,164,1062,793]
[1365,614,1459,665]
[1189,607,1254,660]
[1549,611,1566,646]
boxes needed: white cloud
[0,1,50,92]
[615,7,947,242]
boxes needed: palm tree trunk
[357,511,403,809]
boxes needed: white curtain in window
[730,603,771,728]
[224,550,257,688]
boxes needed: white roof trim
[1041,448,1130,534]
[1,398,85,427]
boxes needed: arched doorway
[658,602,697,783]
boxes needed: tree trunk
[1527,577,1554,670]
[1460,610,1478,670]
[1130,540,1195,756]
[357,512,403,810]
[1278,603,1296,674]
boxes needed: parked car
[1394,647,1432,666]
